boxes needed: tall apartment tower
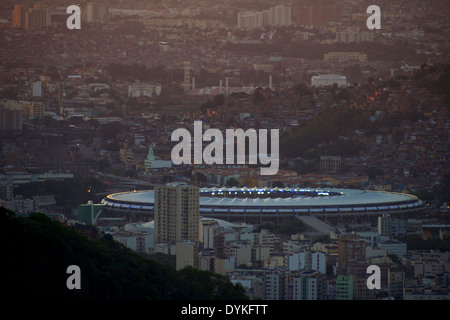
[336,274,353,300]
[337,234,366,275]
[87,2,109,23]
[25,4,48,31]
[154,184,200,245]
[378,213,392,237]
[268,5,292,26]
[0,108,23,136]
[13,4,49,31]
[293,271,327,300]
[12,4,29,28]
[183,61,191,93]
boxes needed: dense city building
[154,183,200,245]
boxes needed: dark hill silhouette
[0,208,248,300]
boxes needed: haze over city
[0,0,449,305]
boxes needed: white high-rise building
[288,251,311,271]
[203,225,216,249]
[237,11,262,29]
[268,5,292,26]
[237,6,291,29]
[183,61,191,93]
[378,213,392,237]
[311,251,326,274]
[293,271,327,300]
[288,251,326,274]
[264,272,281,300]
[32,81,42,97]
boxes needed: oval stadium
[101,187,426,224]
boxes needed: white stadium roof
[101,187,424,216]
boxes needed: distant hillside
[0,208,248,300]
[280,104,372,159]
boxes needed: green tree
[0,210,248,300]
[271,181,285,188]
[367,167,384,180]
[99,121,124,140]
[226,178,239,188]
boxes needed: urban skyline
[0,0,449,304]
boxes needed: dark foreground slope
[0,208,248,300]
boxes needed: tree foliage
[280,105,370,159]
[0,209,248,300]
[14,177,107,208]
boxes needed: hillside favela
[0,0,449,303]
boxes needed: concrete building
[264,272,281,300]
[225,242,252,266]
[0,182,14,201]
[0,172,73,187]
[237,11,262,29]
[337,234,366,275]
[154,183,200,245]
[113,232,152,253]
[293,5,342,27]
[0,108,23,135]
[379,239,407,260]
[252,246,271,266]
[320,156,342,174]
[202,224,216,249]
[25,5,49,31]
[32,81,42,97]
[176,241,199,270]
[1,197,34,214]
[378,214,392,237]
[311,75,347,88]
[391,219,407,237]
[237,5,291,29]
[324,52,367,63]
[13,4,50,31]
[293,271,327,300]
[388,265,405,299]
[288,251,311,271]
[268,5,292,26]
[353,276,376,300]
[12,4,29,28]
[356,231,389,248]
[336,31,374,43]
[311,251,327,274]
[128,83,161,98]
[230,274,263,300]
[403,282,450,300]
[336,274,353,300]
[288,251,326,274]
[183,61,191,93]
[411,252,450,277]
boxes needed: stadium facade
[101,187,425,223]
